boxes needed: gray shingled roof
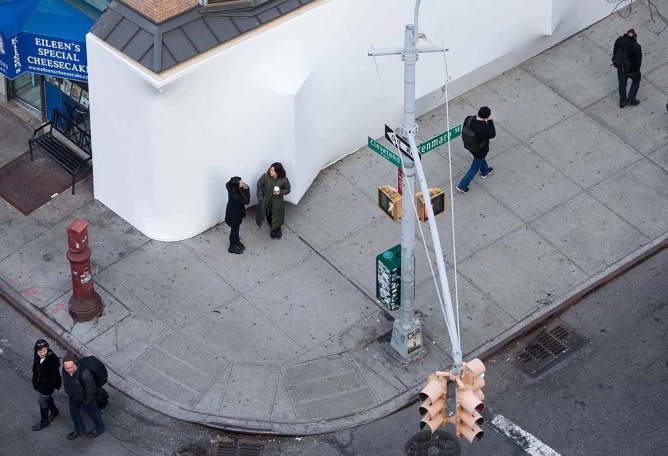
[91,0,315,73]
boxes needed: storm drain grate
[213,439,264,456]
[513,320,587,378]
[405,430,461,456]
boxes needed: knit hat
[478,106,491,119]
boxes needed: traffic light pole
[368,1,463,371]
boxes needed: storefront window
[44,76,90,130]
[9,72,43,113]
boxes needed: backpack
[612,46,633,73]
[78,356,108,387]
[461,116,485,152]
[77,356,109,410]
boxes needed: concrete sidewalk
[1,2,667,435]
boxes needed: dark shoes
[481,167,494,179]
[88,429,105,438]
[32,421,49,431]
[228,245,243,254]
[236,240,246,251]
[620,98,640,108]
[33,407,55,430]
[456,186,469,194]
[270,228,282,239]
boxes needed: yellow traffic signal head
[419,375,447,433]
[455,358,486,444]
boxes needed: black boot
[228,245,243,254]
[276,227,282,239]
[236,240,246,251]
[46,396,59,422]
[32,408,49,431]
[270,229,277,239]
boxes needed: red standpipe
[66,219,103,322]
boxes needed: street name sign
[368,137,402,167]
[418,124,462,154]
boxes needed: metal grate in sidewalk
[513,320,587,378]
[213,439,264,456]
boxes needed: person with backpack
[31,339,62,431]
[62,353,105,439]
[457,106,496,194]
[613,29,642,108]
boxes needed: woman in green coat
[255,162,291,239]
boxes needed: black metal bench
[29,110,92,195]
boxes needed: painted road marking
[490,414,561,456]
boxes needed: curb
[1,235,666,435]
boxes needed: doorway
[9,72,44,116]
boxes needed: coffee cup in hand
[273,186,280,195]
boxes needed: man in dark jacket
[225,176,251,254]
[62,353,105,439]
[31,339,61,431]
[613,29,642,108]
[457,106,496,194]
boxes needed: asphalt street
[261,247,668,455]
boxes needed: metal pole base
[69,291,103,322]
[389,317,426,363]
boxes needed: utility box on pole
[376,245,402,311]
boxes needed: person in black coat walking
[457,106,496,194]
[62,353,105,439]
[225,176,251,254]
[31,339,62,431]
[613,28,642,108]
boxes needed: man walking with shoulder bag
[613,28,642,108]
[457,106,496,194]
[62,353,105,439]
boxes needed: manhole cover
[405,430,460,456]
[513,320,587,378]
[213,439,263,456]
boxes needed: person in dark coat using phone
[31,339,62,431]
[225,176,251,254]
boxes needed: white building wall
[87,0,630,241]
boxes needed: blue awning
[0,0,95,81]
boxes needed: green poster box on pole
[376,244,401,311]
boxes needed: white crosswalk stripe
[490,414,561,456]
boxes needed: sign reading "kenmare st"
[418,124,462,154]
